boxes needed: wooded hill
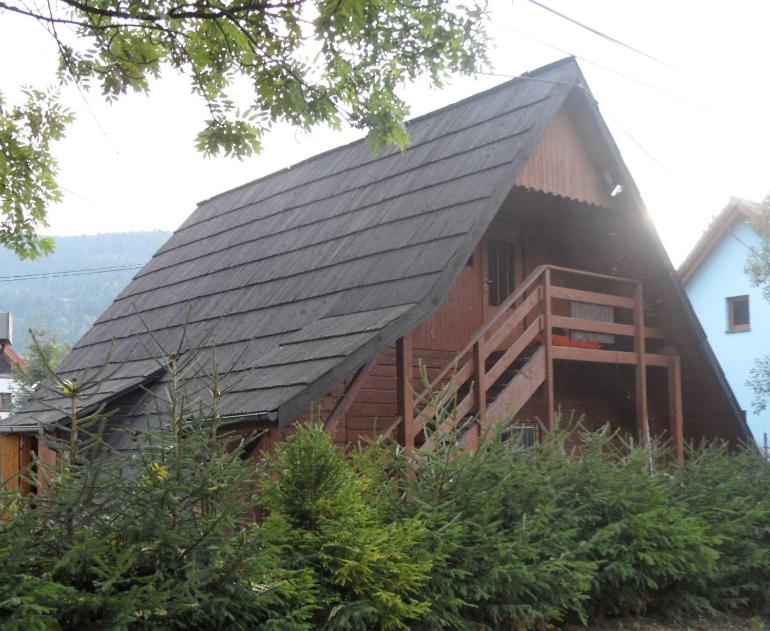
[0,232,168,354]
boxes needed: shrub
[0,354,315,630]
[546,427,718,617]
[403,424,595,630]
[3,367,770,631]
[259,424,432,630]
[673,442,770,614]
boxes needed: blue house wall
[684,220,770,443]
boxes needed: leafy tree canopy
[0,0,490,258]
[746,195,770,302]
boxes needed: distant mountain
[0,232,169,354]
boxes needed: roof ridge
[678,197,759,283]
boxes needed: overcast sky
[1,0,769,265]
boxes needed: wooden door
[481,236,524,351]
[481,237,523,321]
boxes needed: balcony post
[542,269,555,431]
[667,354,684,462]
[396,333,415,449]
[633,283,650,447]
[473,340,487,425]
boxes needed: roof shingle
[3,58,581,431]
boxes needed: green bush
[4,378,770,630]
[546,427,718,617]
[673,442,770,615]
[260,424,431,630]
[402,426,594,630]
[0,415,315,631]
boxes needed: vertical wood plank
[37,440,59,493]
[667,354,684,462]
[634,283,650,447]
[542,271,555,431]
[473,340,487,425]
[324,359,376,437]
[396,334,415,449]
[0,434,20,491]
[19,435,33,496]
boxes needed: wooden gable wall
[516,108,613,208]
[274,102,746,449]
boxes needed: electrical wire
[0,263,143,282]
[492,23,697,107]
[526,0,677,70]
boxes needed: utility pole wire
[495,23,697,107]
[526,0,678,71]
[0,264,143,282]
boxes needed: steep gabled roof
[679,197,760,284]
[4,58,585,432]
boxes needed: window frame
[505,423,538,449]
[726,295,750,333]
[486,239,518,307]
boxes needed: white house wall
[685,220,770,442]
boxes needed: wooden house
[0,58,751,481]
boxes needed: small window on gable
[727,295,750,333]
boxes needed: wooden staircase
[386,264,686,459]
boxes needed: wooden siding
[516,108,613,208]
[289,186,744,450]
[0,434,20,491]
[412,247,484,351]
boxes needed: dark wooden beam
[634,283,650,447]
[485,317,542,386]
[667,354,684,462]
[396,334,415,449]
[543,269,556,431]
[549,315,664,340]
[324,359,376,438]
[549,285,635,309]
[487,346,546,427]
[473,340,487,425]
[551,345,672,367]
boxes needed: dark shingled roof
[3,58,585,433]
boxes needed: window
[727,295,750,333]
[486,240,517,306]
[505,424,537,448]
[0,393,9,413]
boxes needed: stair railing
[391,264,664,451]
[414,265,548,450]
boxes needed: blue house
[680,198,770,444]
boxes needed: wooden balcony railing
[393,264,684,459]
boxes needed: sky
[2,1,770,265]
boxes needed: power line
[526,0,676,70]
[480,53,674,178]
[481,63,671,177]
[0,263,143,283]
[600,108,670,176]
[493,24,696,107]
